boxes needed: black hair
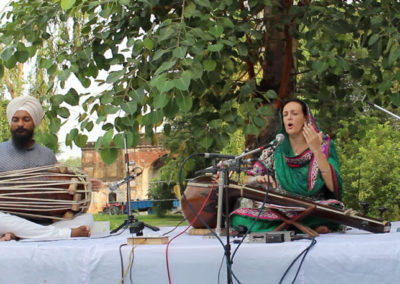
[280,98,308,116]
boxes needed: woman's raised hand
[302,122,323,153]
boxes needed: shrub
[336,116,400,220]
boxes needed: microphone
[218,134,285,167]
[203,153,236,159]
[108,170,142,191]
[109,179,126,191]
[259,133,285,151]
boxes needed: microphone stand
[199,156,251,284]
[367,101,400,121]
[194,142,282,284]
[110,132,159,235]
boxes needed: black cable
[162,218,186,236]
[279,238,317,284]
[178,153,241,284]
[217,253,225,284]
[129,247,135,284]
[119,243,128,284]
[231,164,272,261]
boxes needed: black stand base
[110,215,160,235]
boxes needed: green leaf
[265,89,277,99]
[257,105,273,116]
[176,94,193,112]
[244,123,259,135]
[61,0,76,10]
[39,58,54,69]
[154,93,170,109]
[209,25,224,38]
[388,46,400,66]
[312,60,329,73]
[106,69,125,83]
[58,69,71,81]
[121,100,138,114]
[1,47,13,61]
[331,19,353,34]
[154,60,176,76]
[371,38,382,60]
[389,92,400,107]
[143,37,155,50]
[57,107,70,118]
[158,26,176,42]
[153,49,169,61]
[237,44,248,56]
[64,88,80,106]
[207,43,223,52]
[130,88,146,103]
[151,75,175,93]
[184,2,196,18]
[15,50,30,63]
[74,134,88,148]
[69,128,78,140]
[173,46,187,58]
[173,71,191,91]
[4,55,17,69]
[253,116,266,128]
[113,133,125,149]
[149,110,164,124]
[378,80,392,92]
[194,0,211,8]
[100,148,119,165]
[203,59,216,71]
[391,93,400,107]
[222,18,235,29]
[199,135,213,149]
[103,129,114,146]
[368,34,380,46]
[240,80,255,97]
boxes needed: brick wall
[82,143,168,213]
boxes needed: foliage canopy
[1,0,400,180]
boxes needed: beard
[11,127,34,150]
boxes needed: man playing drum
[0,96,96,241]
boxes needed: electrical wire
[129,246,135,284]
[175,153,242,284]
[119,244,128,284]
[217,253,225,284]
[162,218,186,236]
[230,165,273,261]
[165,171,216,284]
[118,240,142,284]
[279,238,317,284]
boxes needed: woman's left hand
[302,122,323,153]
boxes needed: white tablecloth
[1,222,399,284]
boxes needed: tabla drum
[0,165,91,222]
[181,176,239,229]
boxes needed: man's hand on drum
[0,233,17,242]
[90,178,103,192]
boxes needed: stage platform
[0,222,399,284]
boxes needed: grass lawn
[94,212,188,230]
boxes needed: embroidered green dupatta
[274,104,342,200]
[230,103,343,233]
